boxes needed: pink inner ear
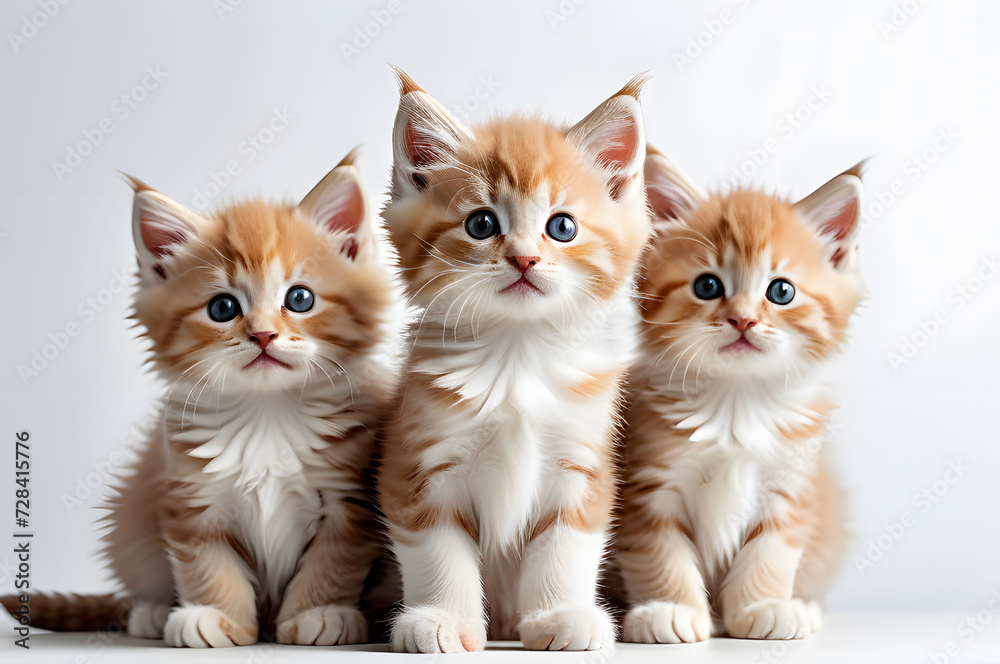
[648,186,682,221]
[405,122,445,167]
[822,199,859,241]
[595,119,638,171]
[830,246,847,268]
[342,238,359,260]
[316,180,364,236]
[140,216,184,257]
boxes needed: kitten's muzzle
[501,255,545,295]
[248,330,278,350]
[507,255,540,272]
[727,317,757,333]
[243,350,292,371]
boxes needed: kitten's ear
[794,161,866,270]
[127,176,207,280]
[567,74,649,200]
[644,147,707,224]
[297,148,371,260]
[390,67,471,196]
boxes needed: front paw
[622,600,710,643]
[518,604,615,651]
[390,605,486,653]
[276,605,367,645]
[164,605,256,647]
[127,599,171,639]
[724,598,820,640]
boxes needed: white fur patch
[391,288,639,641]
[410,291,638,552]
[636,364,827,586]
[164,374,373,599]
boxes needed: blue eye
[546,213,578,242]
[285,286,314,313]
[693,274,724,300]
[766,279,795,305]
[464,210,500,240]
[207,294,241,322]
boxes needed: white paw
[518,604,616,651]
[127,600,171,639]
[276,605,367,645]
[622,601,710,644]
[724,598,820,640]
[390,605,486,653]
[163,605,256,648]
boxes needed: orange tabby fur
[616,149,864,642]
[378,72,652,653]
[3,152,398,648]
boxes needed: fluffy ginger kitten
[3,152,396,647]
[616,149,864,642]
[377,70,652,653]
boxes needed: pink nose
[249,331,278,350]
[507,255,540,272]
[728,317,757,333]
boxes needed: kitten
[2,151,398,647]
[377,70,653,653]
[616,148,864,642]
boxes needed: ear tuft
[840,159,868,180]
[567,76,648,200]
[130,183,205,273]
[298,150,371,260]
[121,172,154,193]
[334,145,361,169]
[390,71,470,197]
[644,148,707,223]
[794,161,866,269]
[390,64,424,96]
[614,71,653,101]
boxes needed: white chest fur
[165,386,361,597]
[413,292,639,552]
[640,370,827,582]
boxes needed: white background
[0,0,997,633]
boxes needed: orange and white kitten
[5,153,397,647]
[377,71,652,653]
[616,150,864,642]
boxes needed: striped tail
[1,592,132,632]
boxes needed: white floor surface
[1,612,998,663]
